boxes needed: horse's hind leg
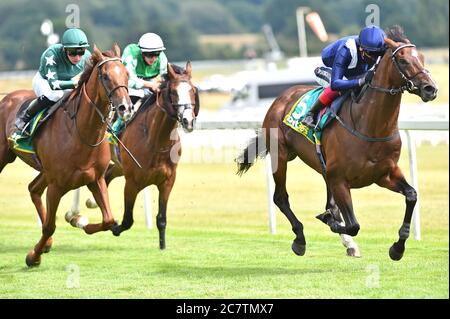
[25,184,62,267]
[0,143,16,173]
[82,177,115,234]
[85,163,123,209]
[316,186,361,257]
[377,166,416,261]
[272,148,306,256]
[111,178,140,236]
[327,179,360,237]
[28,173,53,253]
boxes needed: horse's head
[161,61,199,133]
[90,44,134,120]
[382,29,438,102]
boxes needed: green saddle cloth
[283,87,332,144]
[8,110,47,154]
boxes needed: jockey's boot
[301,99,326,129]
[14,96,52,135]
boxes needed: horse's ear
[185,61,192,77]
[384,37,398,50]
[92,44,103,62]
[112,42,121,58]
[167,63,177,79]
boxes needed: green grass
[0,144,448,298]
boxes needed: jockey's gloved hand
[358,70,375,86]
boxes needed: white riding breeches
[32,72,72,102]
[128,87,152,98]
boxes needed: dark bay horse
[0,44,133,267]
[68,62,199,250]
[237,26,437,260]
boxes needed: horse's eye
[399,59,408,65]
[103,74,108,81]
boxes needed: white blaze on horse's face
[176,82,195,133]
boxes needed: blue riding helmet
[359,26,386,53]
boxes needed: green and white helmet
[62,28,89,48]
[138,33,165,52]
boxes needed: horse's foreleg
[111,179,139,237]
[328,180,360,237]
[25,184,61,267]
[272,149,306,256]
[28,173,53,253]
[377,166,416,261]
[156,174,176,250]
[82,177,115,234]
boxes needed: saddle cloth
[283,87,349,144]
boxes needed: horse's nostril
[118,104,126,113]
[183,118,189,125]
[423,85,436,94]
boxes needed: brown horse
[237,26,438,260]
[70,62,199,250]
[0,44,133,267]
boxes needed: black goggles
[66,48,86,57]
[142,51,160,58]
[364,50,383,58]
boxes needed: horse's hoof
[111,224,121,237]
[85,198,98,209]
[65,210,79,224]
[159,243,166,250]
[346,247,361,258]
[389,244,404,261]
[25,251,41,268]
[43,238,53,254]
[316,211,332,224]
[291,241,306,256]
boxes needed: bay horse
[0,44,133,267]
[237,26,437,260]
[69,61,199,250]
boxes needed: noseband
[157,80,196,123]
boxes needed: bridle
[72,57,129,147]
[332,44,428,143]
[368,43,430,95]
[157,79,196,124]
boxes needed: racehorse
[68,61,199,250]
[0,44,133,267]
[236,26,437,260]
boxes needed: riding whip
[106,122,142,168]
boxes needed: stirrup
[302,115,316,128]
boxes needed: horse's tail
[236,129,268,176]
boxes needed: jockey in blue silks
[302,25,387,128]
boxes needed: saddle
[283,87,351,144]
[9,91,73,153]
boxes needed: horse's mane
[73,50,119,99]
[385,25,410,43]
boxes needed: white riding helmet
[138,33,166,52]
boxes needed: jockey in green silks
[14,28,91,134]
[121,32,168,107]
